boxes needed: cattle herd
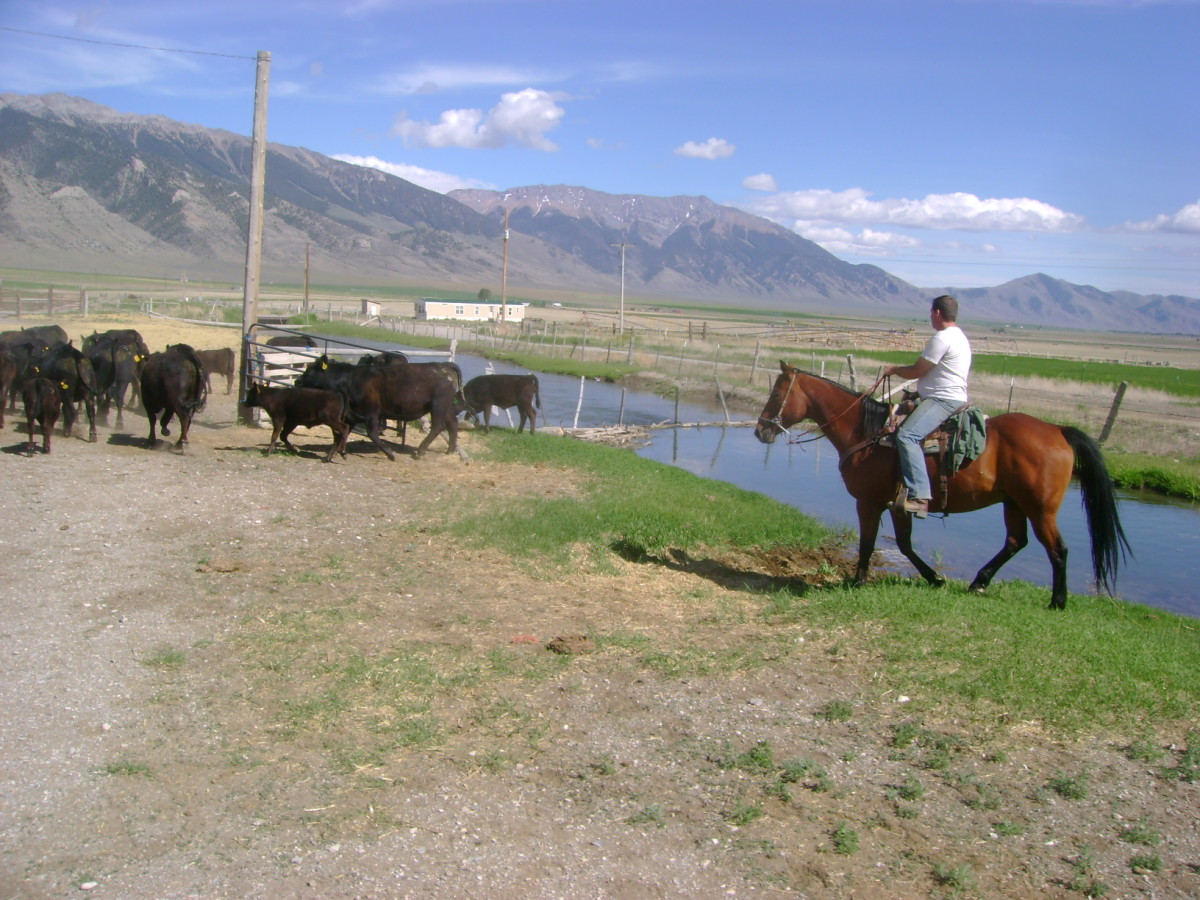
[0,323,543,459]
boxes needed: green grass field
[448,432,1200,738]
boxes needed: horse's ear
[779,360,790,373]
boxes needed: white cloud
[587,137,627,150]
[674,137,735,160]
[743,173,777,192]
[748,187,1084,233]
[796,225,921,257]
[391,88,566,150]
[1125,200,1200,234]
[332,154,494,193]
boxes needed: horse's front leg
[852,499,886,585]
[891,508,945,587]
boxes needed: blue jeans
[895,396,962,501]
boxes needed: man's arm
[884,357,934,380]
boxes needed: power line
[0,25,255,60]
[851,255,1200,274]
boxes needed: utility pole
[610,240,633,332]
[238,49,270,425]
[500,207,509,324]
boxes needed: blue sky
[1,0,1197,297]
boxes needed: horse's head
[754,361,808,444]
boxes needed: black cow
[140,344,207,450]
[265,334,317,348]
[243,382,349,461]
[82,329,150,412]
[357,353,463,440]
[33,343,98,442]
[1,328,66,411]
[1,324,69,349]
[21,376,61,454]
[356,351,409,366]
[81,328,149,358]
[295,354,458,460]
[0,345,15,429]
[84,336,144,427]
[196,348,236,394]
[461,374,542,433]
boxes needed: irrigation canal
[315,334,1200,618]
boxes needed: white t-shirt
[917,324,971,402]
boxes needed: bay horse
[754,362,1130,609]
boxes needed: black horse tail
[1063,426,1132,595]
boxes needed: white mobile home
[415,299,527,323]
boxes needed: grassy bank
[445,430,833,566]
[447,432,1200,739]
[1107,452,1200,501]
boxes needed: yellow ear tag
[321,361,328,369]
[61,381,70,390]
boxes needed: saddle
[881,392,988,509]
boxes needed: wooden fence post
[1098,381,1128,445]
[846,354,857,391]
[715,376,730,422]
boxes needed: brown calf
[461,374,541,433]
[196,348,236,394]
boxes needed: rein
[759,370,892,464]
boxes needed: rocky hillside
[1,92,1196,333]
[450,185,925,312]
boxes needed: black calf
[22,376,62,454]
[243,383,350,461]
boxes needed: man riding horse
[883,294,972,519]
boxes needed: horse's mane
[794,368,890,435]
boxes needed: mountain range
[2,92,1197,334]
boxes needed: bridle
[758,369,892,458]
[757,369,809,442]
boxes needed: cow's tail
[533,375,542,412]
[176,344,209,415]
[1063,426,1132,595]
